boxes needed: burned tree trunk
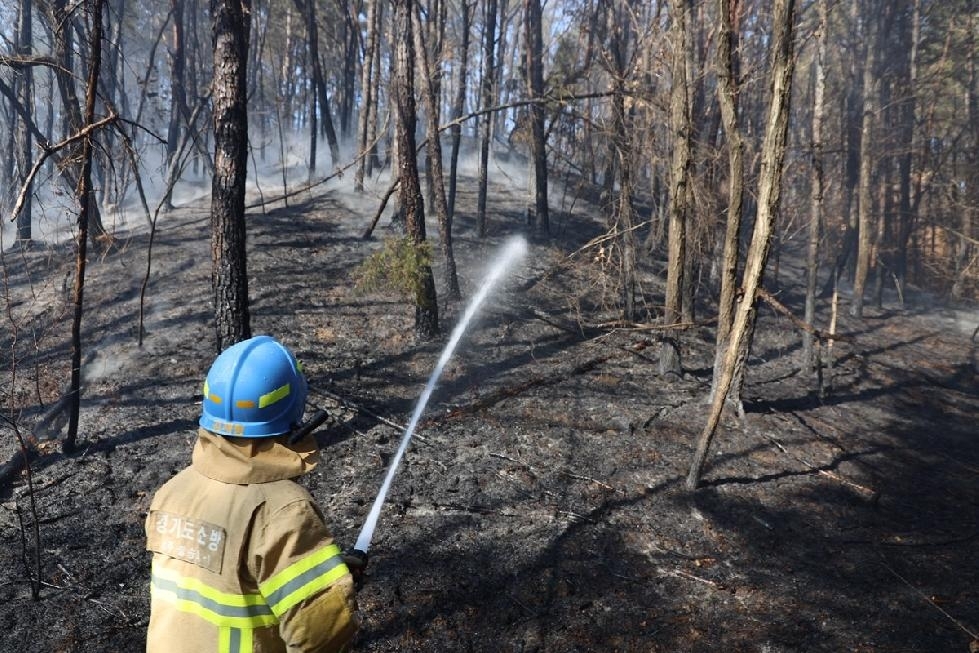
[660,0,692,378]
[15,0,34,243]
[687,0,797,490]
[476,0,499,239]
[447,0,473,223]
[210,0,252,351]
[65,0,106,454]
[355,0,382,191]
[394,0,439,339]
[523,0,549,235]
[711,0,745,399]
[413,3,460,301]
[803,0,828,372]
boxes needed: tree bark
[687,0,797,490]
[523,0,549,235]
[413,3,460,301]
[711,0,745,399]
[803,0,828,372]
[65,0,106,454]
[609,1,636,321]
[164,0,188,209]
[394,0,439,339]
[660,0,692,377]
[952,7,977,299]
[15,0,34,243]
[851,11,878,318]
[210,0,252,351]
[447,0,473,223]
[476,0,499,239]
[355,0,381,191]
[292,0,340,173]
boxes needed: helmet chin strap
[287,408,331,444]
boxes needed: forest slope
[1,175,978,652]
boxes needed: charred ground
[1,175,978,652]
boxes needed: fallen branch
[9,112,119,226]
[658,566,723,589]
[757,287,850,343]
[878,553,979,642]
[362,176,401,239]
[756,426,877,499]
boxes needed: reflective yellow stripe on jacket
[151,562,276,653]
[259,543,350,617]
[151,545,349,652]
[151,562,278,629]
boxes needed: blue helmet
[199,335,308,438]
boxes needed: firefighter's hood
[191,427,320,483]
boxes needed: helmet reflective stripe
[258,383,291,408]
[199,336,308,438]
[203,380,221,404]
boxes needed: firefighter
[145,335,363,652]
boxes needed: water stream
[353,236,529,553]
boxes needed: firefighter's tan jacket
[145,428,359,653]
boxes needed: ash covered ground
[1,174,978,652]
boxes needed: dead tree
[687,0,798,490]
[803,0,829,372]
[412,2,460,301]
[65,0,107,454]
[523,0,549,235]
[210,0,253,350]
[446,0,473,223]
[660,0,693,377]
[394,0,438,339]
[476,0,499,238]
[711,0,746,399]
[355,0,383,191]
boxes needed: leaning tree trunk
[660,0,692,378]
[687,0,797,490]
[210,0,252,351]
[65,0,106,454]
[394,0,438,339]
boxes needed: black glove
[342,549,369,585]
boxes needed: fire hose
[291,237,528,574]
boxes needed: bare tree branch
[8,112,118,226]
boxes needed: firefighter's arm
[252,499,360,653]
